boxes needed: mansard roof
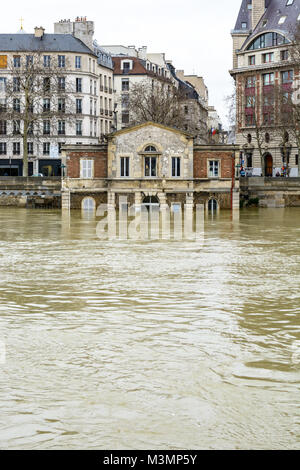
[0,33,95,55]
[234,0,299,41]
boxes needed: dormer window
[286,0,294,5]
[278,16,287,25]
[241,22,247,29]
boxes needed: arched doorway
[82,197,96,211]
[264,153,273,177]
[208,198,218,213]
[143,195,160,211]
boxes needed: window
[13,120,20,134]
[262,52,274,63]
[58,142,65,154]
[58,55,65,68]
[0,77,7,92]
[75,56,81,69]
[265,132,270,143]
[43,77,50,93]
[246,153,253,168]
[263,112,274,125]
[246,96,255,108]
[145,157,157,177]
[82,197,95,211]
[122,62,130,73]
[13,56,21,68]
[184,106,188,115]
[208,199,218,212]
[58,98,65,113]
[0,55,7,69]
[248,55,255,65]
[44,55,51,67]
[0,120,6,135]
[122,111,129,124]
[43,142,50,155]
[281,50,289,61]
[246,32,289,50]
[76,120,82,136]
[81,159,93,178]
[172,157,181,177]
[120,157,130,177]
[58,77,65,91]
[76,77,82,93]
[241,22,247,29]
[122,94,129,109]
[245,114,255,126]
[245,76,256,88]
[43,98,50,112]
[43,120,50,135]
[58,120,65,135]
[13,142,20,155]
[13,98,20,112]
[247,134,252,144]
[281,70,293,83]
[27,142,33,155]
[278,16,287,24]
[286,0,294,5]
[26,55,33,67]
[122,78,129,91]
[76,99,82,114]
[263,73,274,85]
[209,160,220,178]
[0,142,7,154]
[13,77,20,92]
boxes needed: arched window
[144,145,157,153]
[246,32,289,51]
[208,199,218,212]
[82,197,96,211]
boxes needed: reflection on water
[0,207,299,449]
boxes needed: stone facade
[62,121,239,212]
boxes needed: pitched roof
[0,34,95,54]
[108,121,194,138]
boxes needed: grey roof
[250,0,300,41]
[233,0,253,32]
[0,33,95,54]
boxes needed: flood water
[0,207,299,450]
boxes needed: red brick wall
[67,149,108,178]
[193,151,234,178]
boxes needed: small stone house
[62,122,239,211]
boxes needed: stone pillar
[61,190,70,210]
[232,189,240,211]
[185,192,194,239]
[107,190,115,209]
[134,191,142,212]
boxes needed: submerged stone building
[61,121,239,211]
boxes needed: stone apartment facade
[231,0,300,176]
[101,44,209,144]
[61,121,239,211]
[0,17,113,176]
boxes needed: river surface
[0,207,299,450]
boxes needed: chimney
[54,18,94,51]
[252,0,265,30]
[34,26,45,39]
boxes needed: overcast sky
[3,0,242,128]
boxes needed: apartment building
[0,18,113,176]
[230,0,300,176]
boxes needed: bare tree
[1,51,75,176]
[126,80,197,134]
